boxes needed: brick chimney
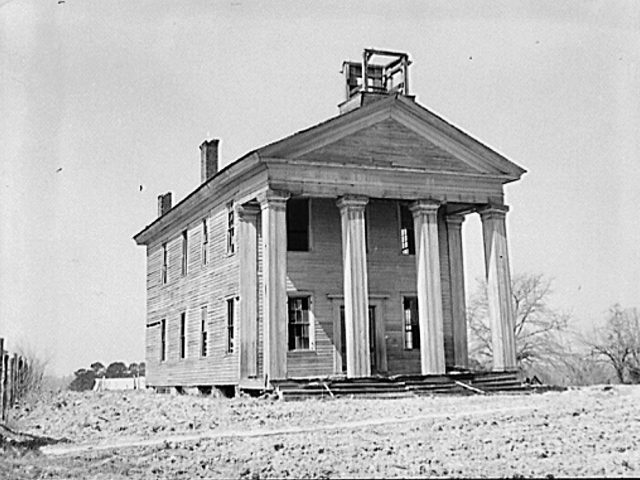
[199,139,219,183]
[157,192,172,217]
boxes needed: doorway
[339,305,378,374]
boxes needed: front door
[339,306,377,374]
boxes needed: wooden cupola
[339,48,412,114]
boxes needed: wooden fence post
[3,352,8,421]
[21,356,28,400]
[0,339,4,422]
[12,353,19,406]
[8,354,15,411]
[16,355,23,401]
[3,352,10,421]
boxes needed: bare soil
[2,385,639,478]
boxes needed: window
[226,203,235,254]
[288,296,311,350]
[160,319,166,361]
[200,306,208,357]
[403,296,420,349]
[286,198,310,252]
[365,204,371,253]
[399,203,415,255]
[179,311,186,359]
[226,298,235,353]
[161,243,168,284]
[181,230,188,276]
[201,218,208,266]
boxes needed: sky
[1,0,639,376]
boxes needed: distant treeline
[69,361,145,391]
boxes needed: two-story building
[134,50,526,393]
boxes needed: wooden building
[134,50,526,392]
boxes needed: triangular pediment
[257,95,526,181]
[297,118,477,173]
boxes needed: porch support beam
[238,203,260,379]
[337,195,371,378]
[446,214,469,369]
[480,204,517,371]
[411,199,446,375]
[258,190,290,381]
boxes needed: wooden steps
[269,371,555,400]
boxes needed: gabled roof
[135,94,525,245]
[257,94,526,182]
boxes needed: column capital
[336,195,368,212]
[478,203,509,219]
[409,199,441,216]
[445,213,466,227]
[237,202,261,220]
[257,189,290,210]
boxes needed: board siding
[146,205,240,388]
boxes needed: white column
[410,200,446,375]
[258,190,289,380]
[238,203,260,379]
[337,195,371,378]
[480,205,517,371]
[446,214,468,369]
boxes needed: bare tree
[467,272,570,375]
[15,345,50,402]
[583,305,640,383]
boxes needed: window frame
[402,295,420,350]
[287,294,315,351]
[161,243,168,285]
[226,202,236,255]
[200,305,208,357]
[286,197,311,252]
[160,318,167,362]
[365,202,371,253]
[201,218,208,266]
[226,297,236,354]
[181,230,188,276]
[179,311,187,359]
[398,202,415,256]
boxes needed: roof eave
[133,152,263,246]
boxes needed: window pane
[403,297,420,349]
[227,299,235,353]
[227,204,235,254]
[400,204,415,255]
[288,296,311,350]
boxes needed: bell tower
[339,48,412,114]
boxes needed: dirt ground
[2,385,639,479]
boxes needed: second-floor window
[399,203,415,255]
[201,218,208,266]
[227,203,235,254]
[181,230,188,276]
[287,198,310,251]
[161,243,168,284]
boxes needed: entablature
[263,157,505,206]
